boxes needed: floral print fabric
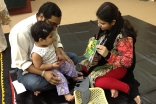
[0,8,11,25]
[88,33,134,87]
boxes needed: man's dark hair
[36,2,62,19]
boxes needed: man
[9,2,79,94]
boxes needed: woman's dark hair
[96,2,137,51]
[31,21,53,42]
[36,2,62,19]
[87,2,138,74]
[122,19,137,44]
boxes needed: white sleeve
[54,29,63,48]
[9,31,32,71]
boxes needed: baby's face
[44,31,54,45]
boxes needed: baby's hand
[52,61,62,69]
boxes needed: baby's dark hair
[31,21,53,42]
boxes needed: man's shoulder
[11,14,37,32]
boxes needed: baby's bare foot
[110,89,118,98]
[65,93,74,101]
[34,91,41,96]
[134,95,141,104]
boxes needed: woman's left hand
[96,45,109,57]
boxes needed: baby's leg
[64,94,74,101]
[59,61,77,77]
[59,61,83,81]
[53,69,74,101]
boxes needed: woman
[80,2,141,104]
[0,0,11,52]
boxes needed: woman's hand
[43,71,61,85]
[89,37,95,41]
[92,55,101,65]
[96,45,109,57]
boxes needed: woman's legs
[94,68,129,93]
[94,68,141,104]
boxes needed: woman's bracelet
[41,70,45,77]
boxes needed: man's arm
[54,44,65,62]
[58,47,74,65]
[27,64,43,75]
[27,64,60,85]
[54,30,63,48]
[9,31,34,71]
[54,30,74,65]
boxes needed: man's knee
[17,72,53,91]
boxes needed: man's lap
[16,69,55,91]
[15,52,78,92]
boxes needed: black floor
[1,15,156,104]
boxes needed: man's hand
[62,53,74,65]
[57,54,65,62]
[58,48,74,65]
[43,71,61,85]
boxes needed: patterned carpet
[0,53,5,104]
[0,52,13,104]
